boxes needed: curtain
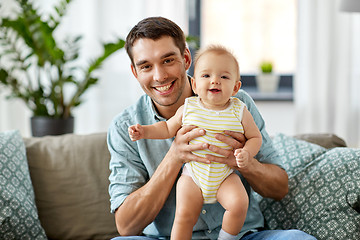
[295,0,360,147]
[0,0,188,137]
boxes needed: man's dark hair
[125,17,186,66]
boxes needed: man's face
[130,36,191,110]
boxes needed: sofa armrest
[294,133,347,148]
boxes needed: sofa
[0,130,359,239]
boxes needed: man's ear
[184,48,192,71]
[191,77,197,94]
[232,80,242,96]
[131,64,138,78]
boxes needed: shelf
[242,86,293,101]
[241,74,294,101]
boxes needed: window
[188,0,296,100]
[200,0,297,75]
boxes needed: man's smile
[154,81,175,93]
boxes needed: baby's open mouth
[209,89,221,93]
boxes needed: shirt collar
[151,102,166,121]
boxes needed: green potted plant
[256,60,280,93]
[260,61,273,74]
[0,0,125,136]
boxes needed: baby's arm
[128,123,145,141]
[128,105,184,141]
[234,107,262,165]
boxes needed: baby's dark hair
[194,45,241,81]
[125,17,186,67]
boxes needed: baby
[128,45,262,240]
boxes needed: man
[108,17,315,240]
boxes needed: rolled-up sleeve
[107,113,149,213]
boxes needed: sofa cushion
[260,134,360,240]
[0,130,47,239]
[273,133,327,178]
[24,132,118,240]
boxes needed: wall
[0,0,188,137]
[256,101,295,137]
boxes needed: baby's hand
[128,124,144,141]
[234,149,250,169]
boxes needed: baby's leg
[171,174,203,240]
[217,173,249,236]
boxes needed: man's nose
[153,65,168,81]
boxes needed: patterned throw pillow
[272,133,327,177]
[260,134,360,240]
[0,130,47,239]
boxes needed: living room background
[0,0,359,147]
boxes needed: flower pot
[256,74,280,93]
[31,116,74,137]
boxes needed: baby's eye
[221,75,230,79]
[202,74,210,78]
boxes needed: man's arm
[113,125,210,236]
[114,149,182,236]
[237,159,288,200]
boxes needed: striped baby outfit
[182,96,245,203]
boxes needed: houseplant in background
[0,0,125,136]
[255,60,280,93]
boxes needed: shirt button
[202,210,207,215]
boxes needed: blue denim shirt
[108,89,284,239]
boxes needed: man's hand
[128,124,144,141]
[205,130,246,168]
[168,125,210,165]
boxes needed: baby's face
[192,52,241,110]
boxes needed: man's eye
[164,59,174,64]
[141,65,151,70]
